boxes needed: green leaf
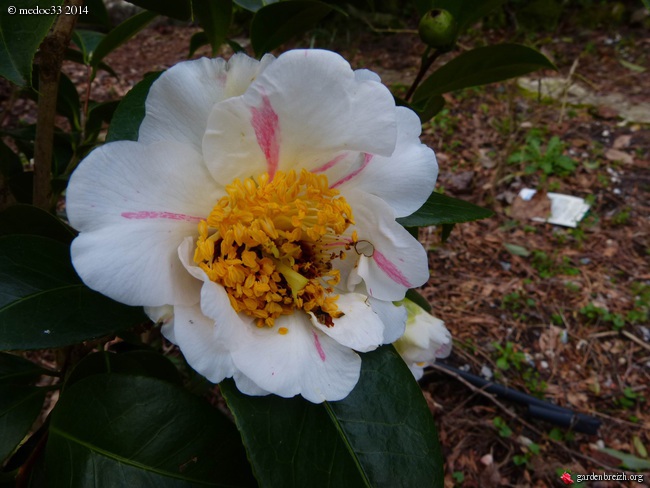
[64,48,117,77]
[188,31,209,57]
[405,288,432,312]
[84,100,120,142]
[106,71,162,142]
[0,235,146,350]
[251,1,333,56]
[90,11,158,67]
[416,95,446,123]
[0,204,75,243]
[413,44,556,103]
[503,243,530,257]
[126,0,192,21]
[0,385,46,463]
[599,447,650,471]
[65,350,182,388]
[192,0,233,56]
[0,352,48,385]
[72,29,106,65]
[397,191,494,227]
[234,0,279,13]
[221,346,444,488]
[0,0,64,86]
[440,222,454,242]
[47,374,255,486]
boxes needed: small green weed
[531,251,580,278]
[615,387,646,410]
[513,442,540,466]
[579,303,625,330]
[501,291,536,320]
[508,129,577,178]
[493,341,527,371]
[493,416,512,437]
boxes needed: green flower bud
[418,9,458,50]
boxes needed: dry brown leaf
[605,148,634,164]
[511,191,552,222]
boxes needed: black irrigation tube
[425,361,602,435]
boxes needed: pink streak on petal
[312,331,327,362]
[373,250,412,288]
[313,153,349,174]
[121,211,202,223]
[250,94,280,179]
[331,153,373,189]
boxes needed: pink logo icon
[560,472,574,485]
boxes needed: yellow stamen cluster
[194,169,355,328]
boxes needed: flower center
[194,169,357,328]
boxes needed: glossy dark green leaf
[416,94,445,123]
[251,1,333,56]
[47,374,255,487]
[90,11,157,67]
[222,346,443,488]
[234,0,279,13]
[127,0,192,21]
[0,352,48,385]
[440,222,455,242]
[72,29,106,64]
[0,0,64,86]
[0,204,75,243]
[0,235,146,350]
[65,47,117,77]
[84,100,120,142]
[0,385,46,463]
[65,350,182,388]
[193,0,232,56]
[106,71,162,142]
[413,44,556,103]
[188,31,209,57]
[405,289,432,312]
[397,191,494,227]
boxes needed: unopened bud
[418,9,458,50]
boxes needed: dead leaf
[605,148,634,165]
[613,134,632,149]
[511,191,552,222]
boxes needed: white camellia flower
[66,50,438,403]
[394,299,452,380]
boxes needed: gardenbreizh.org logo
[560,469,645,484]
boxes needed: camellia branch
[33,0,84,210]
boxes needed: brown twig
[33,0,84,210]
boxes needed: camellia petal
[202,49,397,183]
[367,297,407,344]
[230,313,362,403]
[139,54,274,151]
[308,293,384,353]
[344,190,430,301]
[169,303,237,384]
[67,141,220,306]
[338,107,438,218]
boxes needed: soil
[1,7,649,488]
